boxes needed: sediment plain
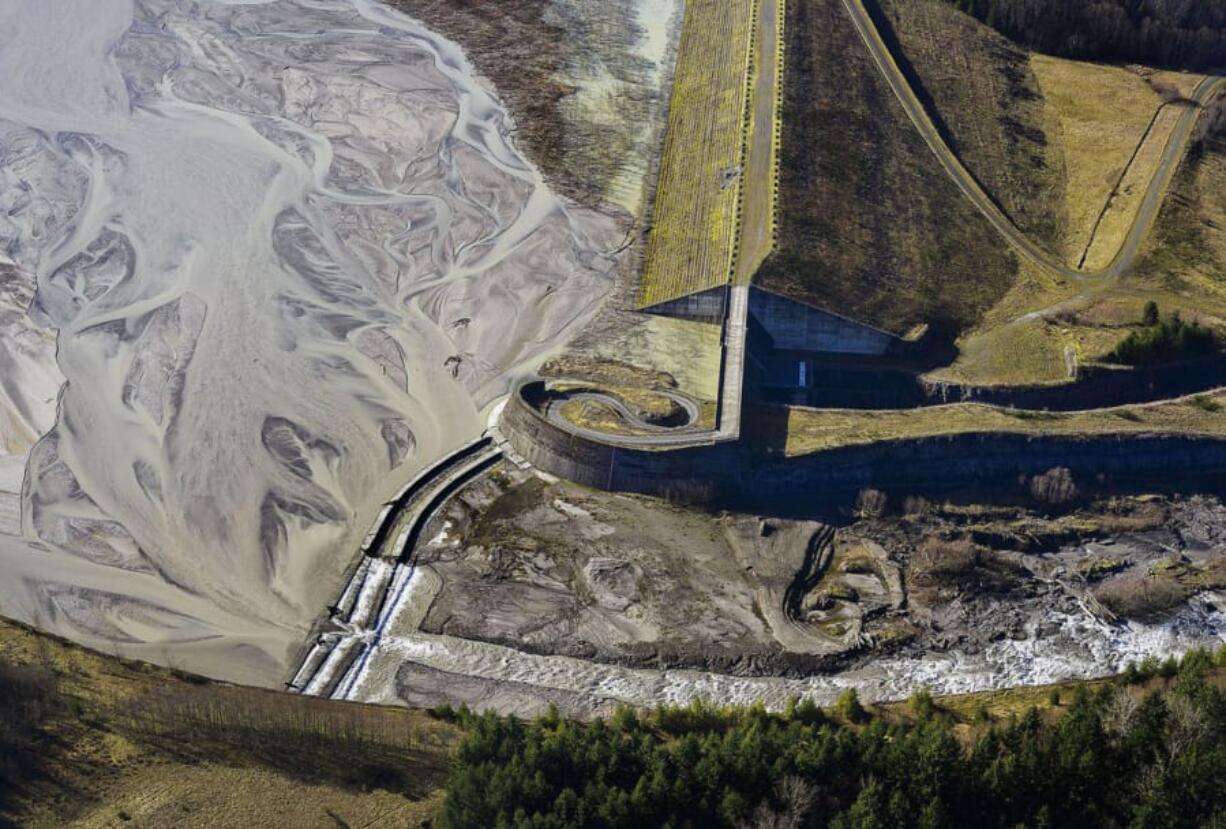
[0,0,625,683]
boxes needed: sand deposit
[0,0,620,683]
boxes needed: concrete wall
[749,287,895,355]
[502,389,740,498]
[741,432,1226,501]
[642,287,727,323]
[503,384,1226,508]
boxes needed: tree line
[947,0,1226,70]
[441,647,1226,828]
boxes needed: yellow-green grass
[1138,125,1226,316]
[68,763,444,829]
[637,0,757,307]
[555,384,714,435]
[765,388,1226,456]
[926,259,1082,386]
[935,290,1226,389]
[733,0,784,285]
[1031,55,1202,268]
[552,383,683,419]
[559,398,653,436]
[931,169,1226,387]
[0,620,458,828]
[1081,100,1194,271]
[933,316,1075,387]
[881,0,1065,249]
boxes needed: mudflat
[0,0,621,684]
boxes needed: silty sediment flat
[0,0,621,684]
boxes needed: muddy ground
[415,468,1226,678]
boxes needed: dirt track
[842,0,1226,281]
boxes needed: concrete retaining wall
[749,287,895,355]
[922,358,1226,411]
[642,287,727,323]
[504,384,1226,507]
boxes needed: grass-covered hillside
[756,0,1018,337]
[0,620,458,828]
[798,0,1226,387]
[878,0,1207,271]
[934,90,1226,387]
[1137,99,1226,322]
[879,0,1066,252]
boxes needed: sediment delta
[0,0,627,684]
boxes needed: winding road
[842,0,1226,281]
[535,0,1226,454]
[542,387,702,441]
[536,284,751,448]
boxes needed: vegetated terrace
[636,0,757,308]
[763,388,1226,456]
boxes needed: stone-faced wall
[641,286,728,323]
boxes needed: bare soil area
[415,468,1226,678]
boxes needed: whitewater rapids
[0,0,620,683]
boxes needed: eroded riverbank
[319,460,1226,717]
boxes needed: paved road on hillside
[734,0,782,285]
[841,0,1226,281]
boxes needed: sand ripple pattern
[0,0,620,683]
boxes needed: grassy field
[636,0,757,307]
[762,388,1226,455]
[1030,55,1203,269]
[0,620,458,828]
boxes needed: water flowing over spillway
[0,0,620,683]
